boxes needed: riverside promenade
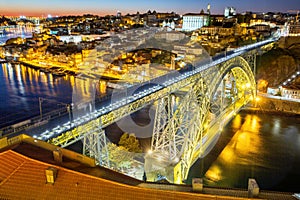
[245,93,300,115]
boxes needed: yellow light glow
[205,165,222,182]
[219,146,234,162]
[232,114,241,129]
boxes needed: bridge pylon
[145,55,257,184]
[145,76,210,183]
[83,123,110,167]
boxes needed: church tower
[207,3,211,15]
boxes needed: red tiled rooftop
[0,150,249,200]
[0,135,296,200]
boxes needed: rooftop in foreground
[0,134,297,200]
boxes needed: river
[188,111,300,193]
[0,25,34,45]
[1,63,300,193]
[0,63,109,128]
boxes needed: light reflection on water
[0,27,33,44]
[189,112,300,193]
[0,63,106,128]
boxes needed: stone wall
[278,36,300,49]
[248,96,300,114]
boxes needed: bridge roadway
[39,36,278,147]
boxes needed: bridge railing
[0,106,69,137]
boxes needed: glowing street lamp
[147,150,153,155]
[255,97,260,107]
[246,83,251,88]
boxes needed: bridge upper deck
[44,37,278,147]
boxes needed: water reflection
[193,112,300,192]
[0,63,104,127]
[0,25,34,44]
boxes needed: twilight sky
[0,0,299,16]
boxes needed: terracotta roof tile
[0,150,26,182]
[0,150,249,200]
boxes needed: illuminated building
[117,11,122,18]
[224,7,236,18]
[280,86,300,99]
[182,10,209,31]
[59,35,82,44]
[162,20,175,30]
[289,22,300,36]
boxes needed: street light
[39,97,43,119]
[66,104,72,128]
[254,97,260,108]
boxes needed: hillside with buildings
[256,37,300,93]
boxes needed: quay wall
[246,95,300,115]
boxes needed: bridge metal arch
[188,56,257,162]
[204,56,256,101]
[148,56,257,183]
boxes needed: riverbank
[242,108,300,117]
[244,95,300,116]
[19,60,78,76]
[19,60,121,80]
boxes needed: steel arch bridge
[47,51,258,183]
[44,34,279,183]
[145,55,256,183]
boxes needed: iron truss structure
[147,55,256,183]
[47,39,275,182]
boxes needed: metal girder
[48,52,257,183]
[243,52,256,72]
[48,64,206,147]
[179,78,210,180]
[151,95,174,156]
[149,56,257,182]
[82,124,110,167]
[150,76,211,181]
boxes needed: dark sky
[0,0,299,16]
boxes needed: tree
[118,133,142,153]
[106,143,133,170]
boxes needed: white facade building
[281,87,300,99]
[59,35,82,44]
[224,7,236,18]
[162,20,175,30]
[182,13,209,31]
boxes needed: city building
[162,20,175,30]
[116,11,122,18]
[289,22,300,36]
[59,35,82,44]
[280,86,300,99]
[198,26,234,37]
[182,10,209,31]
[224,7,236,18]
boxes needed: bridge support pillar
[248,178,260,198]
[144,152,181,183]
[83,127,110,167]
[192,178,203,192]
